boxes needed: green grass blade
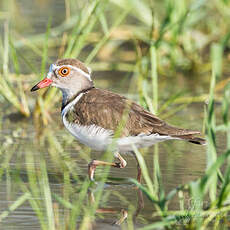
[132,145,155,198]
[85,8,130,64]
[0,193,31,221]
[40,154,55,230]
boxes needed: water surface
[0,0,226,229]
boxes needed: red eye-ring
[58,67,70,77]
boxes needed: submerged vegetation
[0,0,230,229]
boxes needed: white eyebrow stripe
[47,72,52,79]
[52,64,92,81]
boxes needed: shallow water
[1,98,224,229]
[0,0,227,229]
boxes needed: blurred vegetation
[0,0,230,229]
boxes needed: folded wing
[70,88,205,145]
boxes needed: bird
[31,58,205,181]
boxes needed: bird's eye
[58,67,70,77]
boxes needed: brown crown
[55,58,89,74]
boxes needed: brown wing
[68,88,204,144]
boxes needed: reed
[1,0,230,229]
[0,0,228,119]
[131,40,230,229]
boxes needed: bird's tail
[157,123,206,145]
[177,135,206,145]
[188,137,206,145]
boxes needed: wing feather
[68,88,203,143]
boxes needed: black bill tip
[30,84,39,92]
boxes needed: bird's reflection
[88,184,144,226]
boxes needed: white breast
[61,93,113,151]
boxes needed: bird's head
[31,58,93,101]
